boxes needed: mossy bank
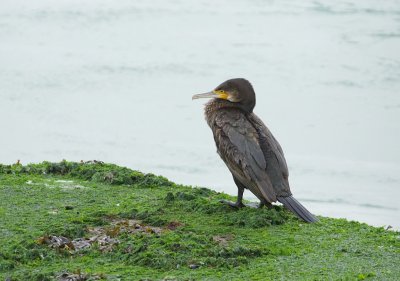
[0,161,399,281]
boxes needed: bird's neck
[205,99,252,113]
[204,99,252,126]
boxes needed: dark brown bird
[192,78,318,222]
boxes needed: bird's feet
[220,200,272,209]
[259,201,273,209]
[219,199,245,208]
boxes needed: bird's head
[192,78,256,113]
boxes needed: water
[1,0,399,229]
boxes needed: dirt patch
[57,272,88,281]
[212,234,234,246]
[57,270,103,281]
[166,221,184,230]
[103,218,164,236]
[37,234,117,253]
[38,219,170,253]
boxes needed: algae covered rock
[0,161,399,280]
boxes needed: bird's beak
[192,91,224,100]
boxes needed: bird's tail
[277,196,318,223]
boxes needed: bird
[192,78,318,223]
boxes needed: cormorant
[192,78,318,223]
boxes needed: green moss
[0,161,399,281]
[0,160,171,187]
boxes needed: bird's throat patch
[214,90,229,100]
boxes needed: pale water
[1,0,399,229]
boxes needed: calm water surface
[1,0,400,229]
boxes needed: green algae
[0,160,171,187]
[0,161,399,280]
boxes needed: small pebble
[189,264,200,269]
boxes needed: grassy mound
[0,161,399,280]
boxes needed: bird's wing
[214,110,277,202]
[248,113,291,196]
